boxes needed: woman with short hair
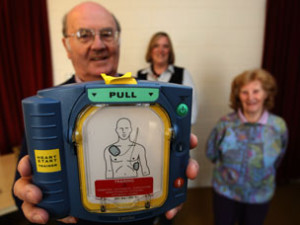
[206,68,288,225]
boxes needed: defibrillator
[22,73,192,223]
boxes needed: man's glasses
[66,28,119,44]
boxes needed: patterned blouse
[206,110,288,203]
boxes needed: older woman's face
[151,36,170,66]
[239,80,267,115]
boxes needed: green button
[176,103,189,117]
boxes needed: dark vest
[60,75,76,85]
[137,66,184,84]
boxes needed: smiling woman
[136,32,199,125]
[238,80,267,121]
[206,68,288,225]
[230,69,277,123]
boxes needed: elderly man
[13,2,199,225]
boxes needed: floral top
[206,110,288,203]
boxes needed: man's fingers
[13,178,42,204]
[186,158,199,180]
[17,155,32,177]
[165,204,183,220]
[58,216,79,224]
[22,201,49,224]
[190,133,198,149]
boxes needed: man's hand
[165,133,199,219]
[13,155,78,224]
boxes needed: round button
[176,103,189,117]
[174,177,185,188]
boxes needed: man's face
[63,4,120,82]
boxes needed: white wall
[47,0,266,187]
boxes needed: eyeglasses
[66,28,119,44]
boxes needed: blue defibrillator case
[22,74,192,223]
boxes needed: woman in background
[137,32,198,124]
[206,69,288,225]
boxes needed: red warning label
[95,177,153,197]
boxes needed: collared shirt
[238,109,269,124]
[206,111,288,203]
[137,65,198,124]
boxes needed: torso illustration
[104,118,150,179]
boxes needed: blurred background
[1,0,299,224]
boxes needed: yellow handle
[101,72,137,85]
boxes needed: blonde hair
[145,32,175,64]
[230,69,277,111]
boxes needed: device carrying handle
[101,72,137,85]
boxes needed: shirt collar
[143,64,174,82]
[75,75,83,83]
[167,64,174,73]
[238,109,269,125]
[150,64,174,74]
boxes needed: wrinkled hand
[165,133,199,219]
[13,155,78,224]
